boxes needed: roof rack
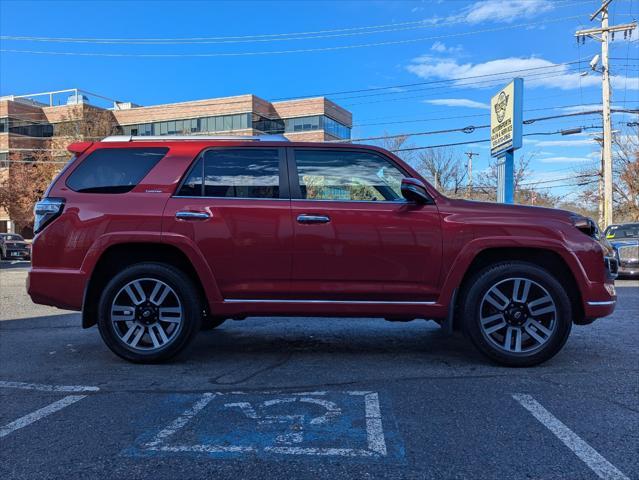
[100,134,289,142]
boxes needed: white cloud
[424,98,490,109]
[406,55,639,91]
[458,0,554,24]
[430,41,463,54]
[538,156,594,164]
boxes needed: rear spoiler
[67,141,93,155]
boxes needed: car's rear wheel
[97,262,202,363]
[461,261,572,367]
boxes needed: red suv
[28,136,618,366]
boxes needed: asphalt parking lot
[1,260,638,480]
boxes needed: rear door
[163,147,293,300]
[288,147,442,302]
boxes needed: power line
[0,2,585,45]
[0,15,583,58]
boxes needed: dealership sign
[490,78,523,157]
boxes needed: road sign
[490,78,523,157]
[491,78,523,204]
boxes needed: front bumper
[580,255,617,322]
[4,248,30,259]
[618,263,639,277]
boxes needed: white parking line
[0,395,87,439]
[513,394,630,480]
[144,393,217,448]
[0,380,99,392]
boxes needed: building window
[0,117,54,138]
[253,115,284,134]
[323,116,351,139]
[121,113,253,137]
[283,115,351,139]
[0,152,8,168]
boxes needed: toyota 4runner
[27,135,618,366]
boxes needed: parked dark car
[28,136,618,366]
[0,233,31,260]
[605,223,639,277]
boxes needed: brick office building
[0,88,353,233]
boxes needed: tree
[0,151,59,237]
[56,105,117,140]
[414,147,468,197]
[613,127,639,221]
[376,133,417,166]
[573,126,639,225]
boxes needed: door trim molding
[223,298,437,305]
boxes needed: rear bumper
[27,268,85,311]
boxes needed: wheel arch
[452,247,585,329]
[82,241,214,328]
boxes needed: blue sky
[1,0,638,197]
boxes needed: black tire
[201,316,226,331]
[461,261,572,367]
[97,262,202,363]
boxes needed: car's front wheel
[97,262,202,363]
[461,261,572,367]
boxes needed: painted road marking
[0,380,99,439]
[513,394,630,480]
[131,390,401,459]
[145,393,217,448]
[0,380,100,392]
[0,395,87,439]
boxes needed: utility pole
[464,151,479,197]
[576,0,636,227]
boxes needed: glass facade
[120,113,350,139]
[0,117,53,137]
[284,115,351,139]
[120,113,251,137]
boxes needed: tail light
[34,197,65,234]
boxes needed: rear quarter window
[66,147,168,193]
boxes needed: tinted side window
[295,150,405,201]
[67,148,168,194]
[177,158,203,196]
[197,149,281,198]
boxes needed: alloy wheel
[479,277,557,355]
[110,278,183,351]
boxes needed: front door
[163,146,293,300]
[288,148,442,302]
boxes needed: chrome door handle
[297,214,330,224]
[175,211,211,220]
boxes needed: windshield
[605,224,639,240]
[0,234,24,241]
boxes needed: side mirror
[401,178,432,204]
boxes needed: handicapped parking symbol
[130,390,404,459]
[224,396,342,445]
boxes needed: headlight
[33,197,65,234]
[571,214,600,239]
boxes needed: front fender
[437,236,589,307]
